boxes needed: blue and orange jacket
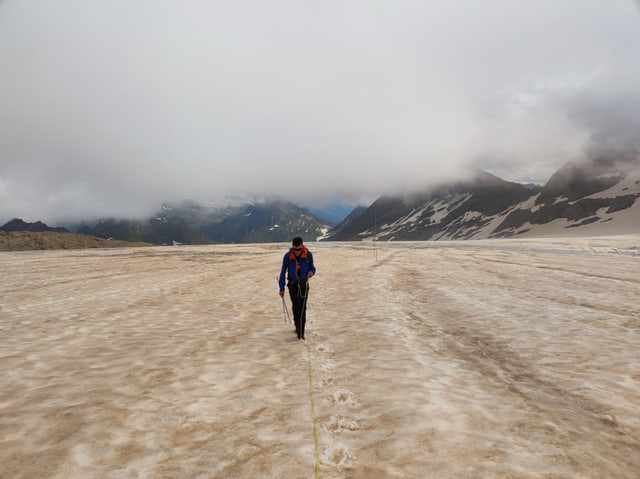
[279,245,316,292]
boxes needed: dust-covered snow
[1,237,639,478]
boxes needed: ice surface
[1,237,639,478]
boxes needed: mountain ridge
[326,151,640,241]
[3,150,639,246]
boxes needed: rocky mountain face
[326,151,640,241]
[1,218,69,233]
[62,199,329,245]
[76,216,210,245]
[198,200,328,243]
[327,172,537,241]
[158,200,245,231]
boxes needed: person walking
[279,237,316,341]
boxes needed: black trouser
[288,280,309,339]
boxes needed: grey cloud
[1,1,639,224]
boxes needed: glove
[307,272,313,279]
[279,291,284,297]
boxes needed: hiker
[279,237,316,341]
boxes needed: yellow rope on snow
[305,341,321,479]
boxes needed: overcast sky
[1,1,639,224]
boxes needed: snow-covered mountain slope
[326,151,640,241]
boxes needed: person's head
[292,237,303,255]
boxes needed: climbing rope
[300,281,319,477]
[279,277,318,476]
[305,341,321,479]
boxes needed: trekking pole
[301,280,310,312]
[281,296,292,324]
[300,280,310,334]
[277,277,292,324]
